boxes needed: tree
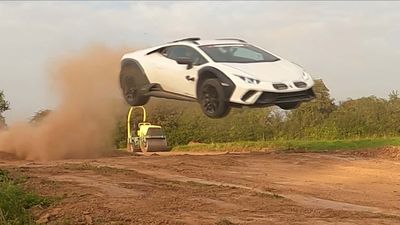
[30,109,51,124]
[328,96,391,138]
[0,91,10,129]
[389,90,399,102]
[282,79,337,139]
[387,90,400,134]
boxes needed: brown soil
[1,151,400,225]
[343,147,400,160]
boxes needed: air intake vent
[294,81,307,88]
[241,90,257,101]
[273,83,288,90]
[256,88,316,105]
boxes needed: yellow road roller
[126,106,169,153]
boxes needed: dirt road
[1,151,399,225]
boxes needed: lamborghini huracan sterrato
[120,38,315,118]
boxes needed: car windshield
[199,44,280,63]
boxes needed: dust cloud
[0,46,128,160]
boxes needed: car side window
[161,46,207,66]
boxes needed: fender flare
[197,66,236,101]
[120,58,151,87]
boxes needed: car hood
[222,60,304,82]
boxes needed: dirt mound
[375,146,400,159]
[343,146,400,160]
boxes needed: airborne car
[120,38,315,118]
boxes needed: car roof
[136,38,248,56]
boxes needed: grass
[172,137,400,153]
[0,169,53,225]
[63,163,129,174]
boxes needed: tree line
[2,79,400,149]
[115,80,400,148]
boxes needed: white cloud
[0,1,399,121]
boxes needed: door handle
[185,76,195,81]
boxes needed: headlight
[302,71,311,81]
[234,75,260,84]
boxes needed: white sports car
[120,38,315,118]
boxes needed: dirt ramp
[379,147,400,159]
[341,146,400,160]
[0,46,127,160]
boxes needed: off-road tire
[119,61,150,106]
[199,78,231,118]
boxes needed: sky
[0,1,399,122]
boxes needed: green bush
[0,169,52,225]
[114,80,400,148]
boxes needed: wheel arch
[120,58,150,86]
[120,58,151,106]
[197,66,236,101]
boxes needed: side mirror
[176,57,193,69]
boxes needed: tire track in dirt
[2,151,400,224]
[89,163,400,218]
